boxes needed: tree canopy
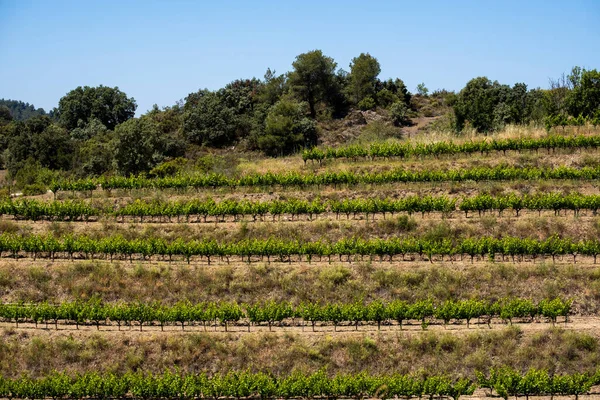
[258,98,316,156]
[453,78,543,132]
[182,90,237,147]
[57,85,136,130]
[0,99,46,121]
[347,53,381,105]
[113,117,164,176]
[567,68,600,117]
[288,50,342,118]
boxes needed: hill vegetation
[0,99,47,122]
[0,51,598,194]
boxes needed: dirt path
[1,252,599,270]
[401,116,440,136]
[2,315,597,337]
[3,207,598,228]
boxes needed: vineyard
[50,164,600,195]
[4,368,600,400]
[302,132,600,162]
[5,127,600,399]
[4,192,600,222]
[0,297,572,331]
[1,233,600,264]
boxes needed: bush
[358,96,376,111]
[148,158,189,178]
[113,117,165,176]
[13,158,62,191]
[257,99,317,156]
[389,101,409,126]
[376,88,399,108]
[356,120,402,143]
[22,183,48,196]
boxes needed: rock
[343,110,367,127]
[361,110,385,123]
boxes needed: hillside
[2,120,600,399]
[0,99,47,121]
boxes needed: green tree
[257,98,317,156]
[288,50,341,118]
[389,101,409,126]
[74,134,115,176]
[358,96,376,111]
[69,118,108,141]
[31,124,73,170]
[567,68,600,117]
[524,88,547,124]
[145,104,183,135]
[257,68,287,106]
[113,117,165,175]
[144,105,187,158]
[377,78,411,106]
[221,78,263,115]
[219,78,264,141]
[6,116,73,175]
[0,105,13,125]
[347,53,381,105]
[0,99,46,121]
[182,90,237,147]
[5,123,33,175]
[454,77,507,132]
[57,85,136,130]
[507,83,529,124]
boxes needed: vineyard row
[0,297,571,332]
[1,367,599,400]
[0,234,598,264]
[3,192,600,222]
[302,133,600,162]
[51,165,600,194]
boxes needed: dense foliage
[3,53,595,183]
[453,67,600,132]
[3,192,600,222]
[0,370,477,400]
[56,85,136,130]
[51,165,600,194]
[0,233,599,264]
[0,297,571,331]
[1,368,599,400]
[0,99,46,121]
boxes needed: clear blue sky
[1,0,599,115]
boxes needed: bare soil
[0,315,596,336]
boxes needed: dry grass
[7,212,600,245]
[409,124,598,145]
[234,124,600,175]
[237,144,600,176]
[49,179,600,206]
[0,327,599,379]
[2,260,600,313]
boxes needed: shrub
[257,99,317,156]
[389,101,409,126]
[358,96,376,111]
[148,157,189,178]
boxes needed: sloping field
[3,127,600,398]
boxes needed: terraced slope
[3,126,600,399]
